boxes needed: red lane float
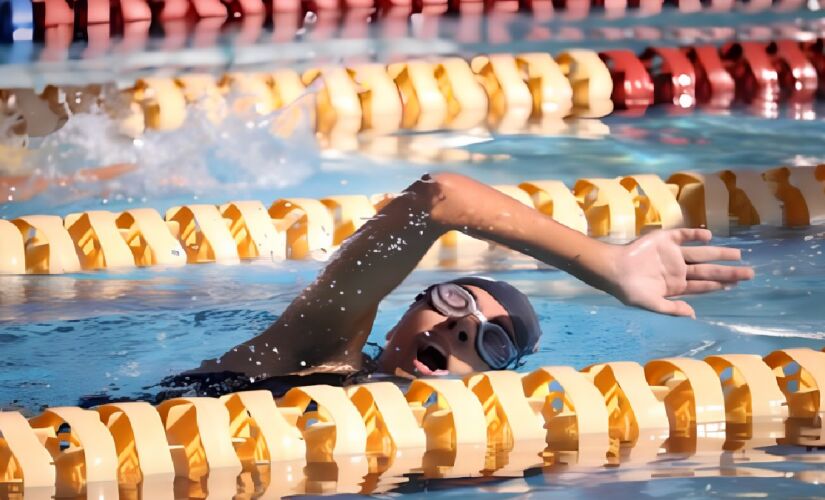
[766,40,819,102]
[117,0,152,22]
[31,0,73,28]
[718,40,820,103]
[16,1,825,39]
[225,0,264,18]
[158,0,227,21]
[683,44,735,108]
[721,41,780,103]
[801,39,825,98]
[640,46,696,107]
[71,0,109,26]
[272,0,302,10]
[598,49,654,109]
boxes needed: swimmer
[180,173,753,390]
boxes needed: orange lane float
[388,60,449,130]
[2,162,824,274]
[645,358,727,452]
[1,348,823,494]
[5,41,825,144]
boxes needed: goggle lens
[431,283,473,315]
[478,323,518,369]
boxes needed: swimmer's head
[377,277,541,377]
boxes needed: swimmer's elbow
[407,172,475,226]
[426,172,474,193]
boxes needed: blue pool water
[1,5,825,497]
[2,105,825,498]
[2,103,825,412]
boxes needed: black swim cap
[449,276,542,359]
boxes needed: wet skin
[195,172,754,382]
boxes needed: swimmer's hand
[602,228,754,318]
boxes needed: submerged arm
[206,172,751,377]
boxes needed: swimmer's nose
[431,314,478,341]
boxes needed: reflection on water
[1,4,822,72]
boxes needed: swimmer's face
[377,285,515,377]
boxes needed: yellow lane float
[2,163,824,274]
[0,348,823,495]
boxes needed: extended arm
[205,173,751,377]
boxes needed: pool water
[3,102,825,410]
[2,106,824,497]
[1,4,825,498]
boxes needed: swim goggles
[417,283,519,370]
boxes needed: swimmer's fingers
[686,263,755,282]
[669,228,712,245]
[681,280,735,295]
[648,298,696,319]
[681,245,742,263]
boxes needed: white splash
[678,340,716,357]
[710,321,825,340]
[15,84,322,205]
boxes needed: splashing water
[5,82,323,211]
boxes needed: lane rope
[1,165,823,274]
[1,347,822,495]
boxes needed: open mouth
[414,344,449,376]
